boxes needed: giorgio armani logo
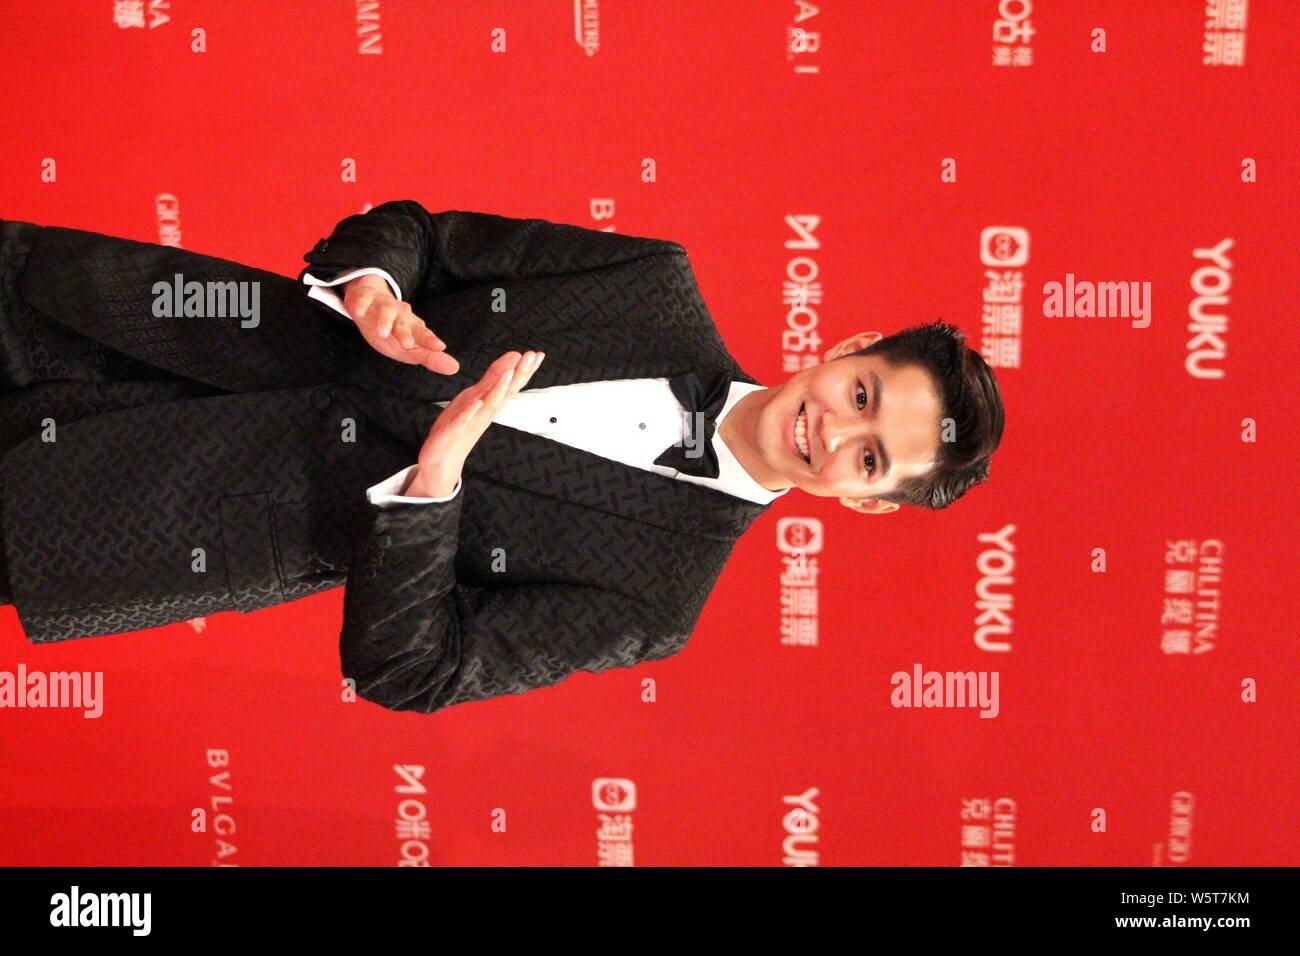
[155,193,182,246]
[786,3,822,74]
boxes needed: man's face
[753,333,945,512]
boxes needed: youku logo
[1185,239,1233,380]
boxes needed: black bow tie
[654,368,732,479]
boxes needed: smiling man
[0,202,1004,714]
[718,325,1000,512]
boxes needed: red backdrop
[1,0,1296,866]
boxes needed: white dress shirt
[301,269,790,508]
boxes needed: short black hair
[846,321,1005,510]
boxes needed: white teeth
[794,407,810,461]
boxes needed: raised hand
[405,350,545,498]
[342,274,460,375]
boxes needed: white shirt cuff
[302,267,403,319]
[366,464,461,507]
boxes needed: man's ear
[839,496,900,514]
[824,331,884,362]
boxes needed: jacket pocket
[219,492,287,614]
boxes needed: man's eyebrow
[871,371,891,477]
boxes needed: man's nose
[819,411,867,454]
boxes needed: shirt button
[638,422,646,429]
[549,416,557,423]
[311,388,332,409]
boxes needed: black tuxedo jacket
[1,201,775,713]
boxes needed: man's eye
[863,449,875,475]
[856,382,867,410]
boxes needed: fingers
[348,281,467,376]
[481,351,544,410]
[373,301,420,340]
[456,351,520,396]
[378,305,404,340]
[383,310,447,353]
[452,351,529,408]
[414,322,445,352]
[362,305,459,371]
[421,349,460,375]
[450,355,524,428]
[351,283,444,350]
[346,286,380,325]
[483,350,525,376]
[398,317,445,353]
[419,350,545,472]
[486,360,517,406]
[397,346,458,375]
[505,350,543,395]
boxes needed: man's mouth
[794,402,811,464]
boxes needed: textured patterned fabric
[0,221,220,460]
[0,220,227,605]
[0,202,775,714]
